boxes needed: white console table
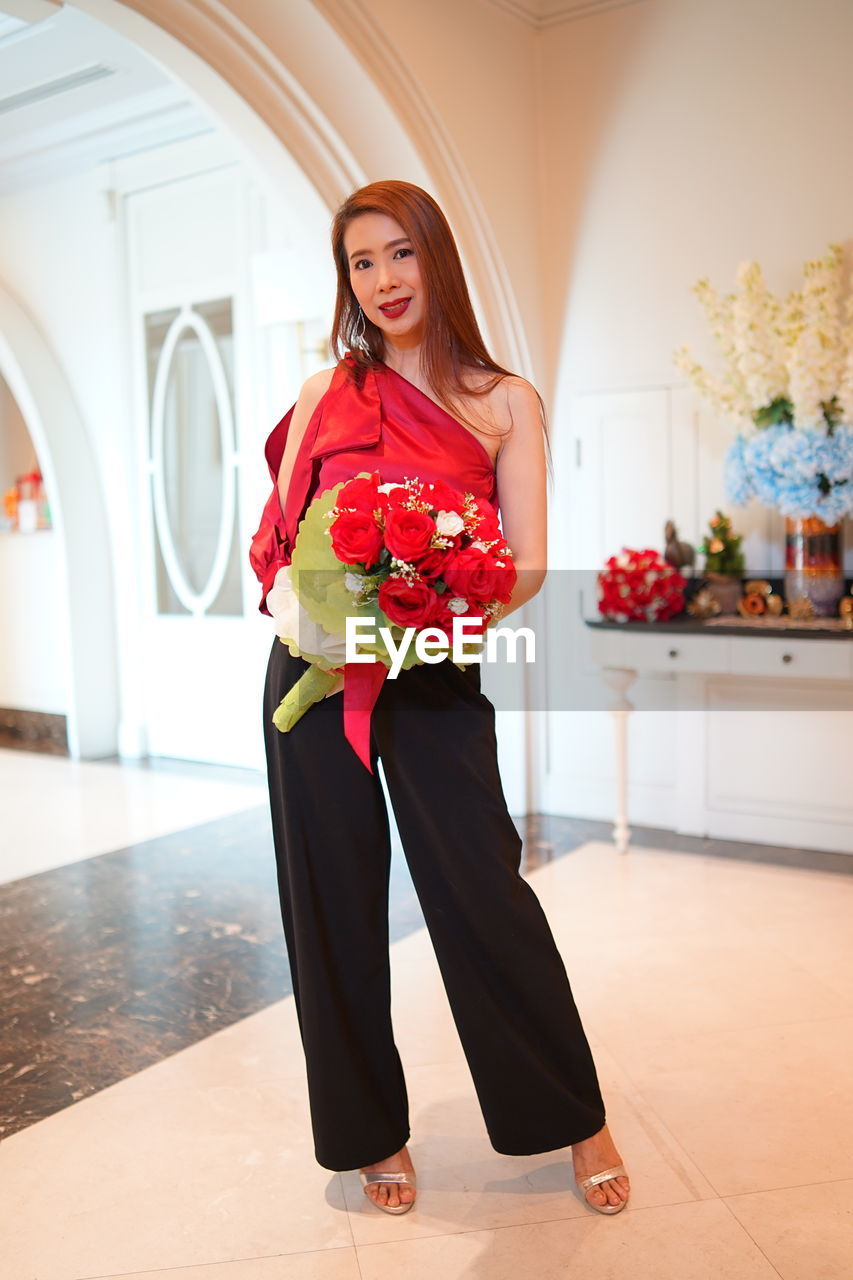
[584,616,853,855]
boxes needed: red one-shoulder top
[249,353,499,615]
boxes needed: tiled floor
[0,749,268,884]
[1,749,852,1279]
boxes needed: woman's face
[343,211,424,349]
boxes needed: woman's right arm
[276,365,337,513]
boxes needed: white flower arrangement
[673,244,853,520]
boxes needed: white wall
[540,0,853,389]
[536,0,853,847]
[0,531,68,712]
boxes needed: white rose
[436,510,465,536]
[267,564,347,664]
[344,572,364,594]
[448,596,468,614]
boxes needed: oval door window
[146,299,239,615]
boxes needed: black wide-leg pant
[262,638,606,1171]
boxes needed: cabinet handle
[668,648,679,659]
[782,653,793,664]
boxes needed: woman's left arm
[493,377,548,621]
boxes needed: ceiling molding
[0,0,63,21]
[485,0,647,30]
[0,62,115,115]
[0,93,213,196]
[0,3,217,194]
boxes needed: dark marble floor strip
[1,803,849,1141]
[525,813,853,876]
[0,708,68,754]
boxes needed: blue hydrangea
[723,433,755,506]
[724,423,853,520]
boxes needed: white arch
[0,284,117,759]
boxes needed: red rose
[490,556,517,604]
[442,546,516,603]
[429,594,488,640]
[337,473,381,514]
[425,479,464,514]
[378,576,435,629]
[414,545,451,580]
[384,507,436,561]
[382,483,411,511]
[469,497,501,543]
[329,509,383,567]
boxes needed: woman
[250,180,630,1217]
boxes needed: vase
[703,571,742,615]
[783,516,844,616]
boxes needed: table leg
[601,667,637,854]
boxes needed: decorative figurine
[738,579,783,618]
[664,519,695,574]
[839,595,853,629]
[686,587,721,619]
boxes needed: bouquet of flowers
[597,548,686,623]
[267,470,516,768]
[673,244,853,521]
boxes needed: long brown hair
[329,179,551,467]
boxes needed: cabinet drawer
[730,639,852,680]
[618,632,732,674]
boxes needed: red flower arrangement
[597,548,686,622]
[267,471,517,773]
[327,472,516,640]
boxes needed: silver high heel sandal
[575,1163,630,1214]
[358,1168,418,1215]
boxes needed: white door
[125,164,267,768]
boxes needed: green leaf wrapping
[272,663,341,733]
[289,475,420,671]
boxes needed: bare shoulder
[461,369,539,414]
[299,364,337,410]
[499,375,542,421]
[482,374,543,448]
